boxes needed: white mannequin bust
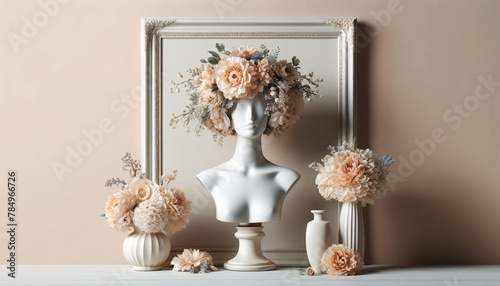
[197,93,300,223]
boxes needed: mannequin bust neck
[227,135,268,173]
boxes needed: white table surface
[1,265,499,286]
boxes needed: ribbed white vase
[339,202,365,258]
[305,210,332,273]
[123,227,171,271]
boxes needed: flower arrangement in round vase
[310,142,394,261]
[103,153,192,271]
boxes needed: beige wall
[1,0,499,265]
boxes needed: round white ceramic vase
[122,226,171,271]
[305,210,333,273]
[339,202,365,259]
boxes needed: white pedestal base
[224,223,276,271]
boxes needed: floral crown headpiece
[170,43,323,143]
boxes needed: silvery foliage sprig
[104,153,144,190]
[379,154,395,177]
[189,260,217,274]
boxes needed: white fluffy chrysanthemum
[133,199,168,233]
[310,143,390,206]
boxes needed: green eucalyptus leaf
[208,51,220,60]
[200,59,207,63]
[216,43,224,53]
[208,57,219,65]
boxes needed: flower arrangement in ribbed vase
[309,142,395,207]
[103,153,192,234]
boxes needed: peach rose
[128,178,157,201]
[215,56,259,100]
[320,244,363,276]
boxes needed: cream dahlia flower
[105,189,136,231]
[215,56,259,100]
[231,45,259,58]
[171,249,215,272]
[133,199,168,233]
[157,187,192,234]
[128,178,157,201]
[310,143,390,206]
[320,244,363,276]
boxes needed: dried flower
[215,56,260,100]
[105,189,136,232]
[274,60,299,82]
[320,244,363,276]
[104,153,192,235]
[171,249,215,272]
[157,186,192,234]
[306,267,315,276]
[133,199,168,233]
[231,45,259,58]
[194,64,216,98]
[310,143,394,206]
[171,43,323,142]
[128,178,157,201]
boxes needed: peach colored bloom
[320,244,363,276]
[310,144,388,206]
[107,210,133,232]
[105,189,136,231]
[171,249,215,272]
[231,45,259,58]
[195,64,216,99]
[157,187,192,234]
[128,178,157,201]
[215,56,259,100]
[256,59,273,91]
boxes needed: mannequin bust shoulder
[197,162,300,223]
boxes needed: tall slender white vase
[305,210,332,273]
[123,227,171,271]
[339,202,365,259]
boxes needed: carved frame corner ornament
[143,19,176,43]
[323,18,356,51]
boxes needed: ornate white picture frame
[141,17,356,265]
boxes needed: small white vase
[339,202,365,259]
[122,226,171,271]
[305,210,332,273]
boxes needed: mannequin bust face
[231,93,269,138]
